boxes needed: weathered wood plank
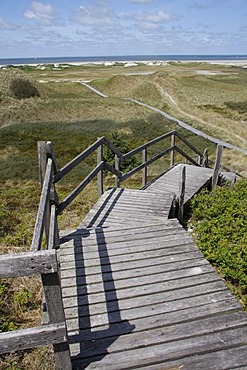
[61,263,214,291]
[60,250,205,279]
[63,274,222,308]
[60,242,201,271]
[41,271,72,369]
[0,250,57,278]
[31,157,53,251]
[62,270,218,300]
[0,323,67,355]
[72,326,247,369]
[70,311,247,359]
[65,282,228,320]
[66,295,241,333]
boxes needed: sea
[0,54,247,66]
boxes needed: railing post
[46,142,60,249]
[178,166,186,223]
[212,144,223,189]
[115,154,120,188]
[37,141,51,248]
[142,148,147,187]
[201,148,208,167]
[97,141,103,197]
[170,133,175,168]
[41,263,72,369]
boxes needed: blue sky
[0,0,246,58]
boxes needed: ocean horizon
[1,54,247,66]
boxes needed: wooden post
[178,166,186,223]
[46,142,59,249]
[201,148,208,167]
[97,142,103,197]
[142,148,147,187]
[170,133,175,168]
[115,154,120,188]
[42,257,72,369]
[212,145,223,189]
[37,141,50,248]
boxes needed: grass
[0,61,246,368]
[190,179,247,308]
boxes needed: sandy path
[155,83,246,146]
[80,82,247,155]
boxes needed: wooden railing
[0,130,228,368]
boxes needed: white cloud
[129,0,157,3]
[75,0,116,27]
[188,2,212,9]
[24,2,58,26]
[143,10,172,22]
[0,17,18,30]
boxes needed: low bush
[191,179,247,307]
[10,78,40,99]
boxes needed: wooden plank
[48,204,59,250]
[63,272,220,307]
[31,157,53,251]
[0,250,57,278]
[62,272,219,307]
[60,250,205,280]
[0,323,67,355]
[67,303,243,345]
[70,311,247,359]
[64,282,228,319]
[66,296,241,333]
[71,326,247,369]
[41,272,72,369]
[60,238,196,265]
[60,243,197,268]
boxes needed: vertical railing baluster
[212,144,223,189]
[97,141,104,197]
[115,154,120,188]
[142,148,147,187]
[170,133,175,168]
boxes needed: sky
[0,0,246,58]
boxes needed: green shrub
[191,179,247,307]
[103,131,140,172]
[10,78,40,99]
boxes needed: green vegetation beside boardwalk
[191,179,247,308]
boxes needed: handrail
[122,130,175,161]
[55,136,105,182]
[175,131,203,157]
[120,147,173,183]
[58,161,105,213]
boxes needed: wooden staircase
[1,133,246,370]
[58,163,247,369]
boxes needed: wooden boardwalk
[59,164,247,369]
